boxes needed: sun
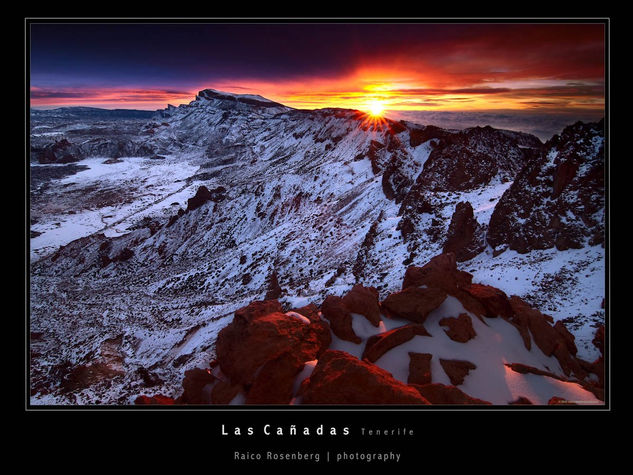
[367,100,385,117]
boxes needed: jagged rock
[301,350,430,405]
[37,138,84,164]
[211,380,242,405]
[361,324,431,363]
[321,295,361,343]
[402,253,472,293]
[177,368,215,404]
[407,352,432,385]
[411,383,491,404]
[381,287,447,323]
[234,300,283,323]
[264,270,283,299]
[186,186,213,212]
[341,284,382,326]
[134,394,176,405]
[245,353,305,404]
[215,304,328,385]
[508,296,585,378]
[439,313,476,342]
[443,201,486,261]
[488,120,604,253]
[136,367,163,387]
[439,359,477,386]
[414,126,540,192]
[465,284,513,318]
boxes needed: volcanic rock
[341,284,382,326]
[407,352,433,385]
[488,120,604,253]
[177,368,215,404]
[245,353,305,404]
[381,287,447,323]
[465,284,513,318]
[361,324,431,363]
[439,359,477,386]
[301,350,430,405]
[439,313,476,342]
[443,201,486,262]
[215,306,328,385]
[321,295,361,343]
[134,394,176,405]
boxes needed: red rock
[508,296,585,378]
[321,295,361,343]
[341,284,382,326]
[381,287,446,323]
[465,284,513,318]
[264,271,283,300]
[178,368,216,404]
[134,394,176,405]
[402,253,473,293]
[553,321,578,355]
[245,353,305,405]
[216,311,326,385]
[361,324,431,363]
[593,324,604,355]
[504,363,564,381]
[411,383,491,405]
[301,350,430,405]
[509,397,534,405]
[443,201,486,262]
[439,359,477,386]
[234,300,283,324]
[439,313,476,342]
[407,352,432,385]
[291,303,321,323]
[210,380,242,405]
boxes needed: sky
[29,22,606,115]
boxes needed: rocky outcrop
[439,313,476,343]
[301,350,430,405]
[439,359,477,386]
[488,120,604,253]
[37,138,84,164]
[321,285,382,342]
[414,126,542,192]
[361,324,431,363]
[381,287,447,323]
[215,300,330,385]
[443,201,486,262]
[407,352,432,385]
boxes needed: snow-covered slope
[28,90,606,405]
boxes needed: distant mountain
[31,106,157,120]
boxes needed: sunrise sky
[29,22,606,115]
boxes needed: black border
[25,18,611,425]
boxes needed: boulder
[264,271,283,300]
[402,253,473,294]
[211,380,242,405]
[381,287,446,323]
[301,350,430,405]
[407,352,432,385]
[186,186,213,211]
[439,359,477,386]
[439,313,476,342]
[443,201,486,262]
[341,284,382,326]
[215,308,328,385]
[245,353,305,404]
[321,295,360,343]
[465,284,513,318]
[177,368,215,404]
[361,324,431,363]
[412,383,491,404]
